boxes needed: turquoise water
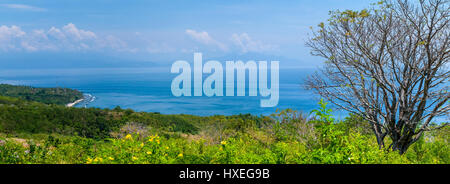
[0,67,330,116]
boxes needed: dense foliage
[0,84,83,105]
[0,93,448,164]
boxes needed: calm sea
[0,67,345,117]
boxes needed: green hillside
[0,85,448,164]
[0,84,83,105]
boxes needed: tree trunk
[391,132,415,155]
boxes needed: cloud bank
[0,23,130,52]
[0,24,278,54]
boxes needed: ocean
[0,67,342,117]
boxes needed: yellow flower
[146,151,152,155]
[221,141,227,145]
[86,157,93,164]
[125,134,132,140]
[132,156,138,160]
[156,140,160,144]
[140,143,144,147]
[165,146,169,150]
[178,153,183,157]
[108,157,114,161]
[148,138,154,142]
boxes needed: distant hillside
[0,95,246,139]
[0,84,83,105]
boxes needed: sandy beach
[66,98,84,107]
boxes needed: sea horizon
[0,66,344,117]
[2,66,447,123]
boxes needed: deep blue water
[0,67,340,117]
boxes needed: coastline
[66,98,84,107]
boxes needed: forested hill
[0,84,83,105]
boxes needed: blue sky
[0,0,375,66]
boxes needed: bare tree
[306,0,449,154]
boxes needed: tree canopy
[306,0,449,154]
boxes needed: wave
[75,93,96,107]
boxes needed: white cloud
[0,25,26,51]
[62,23,97,41]
[1,4,47,12]
[0,25,25,38]
[231,33,278,53]
[185,29,228,51]
[0,23,132,52]
[20,41,37,51]
[184,30,277,53]
[48,27,66,40]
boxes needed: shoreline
[66,98,84,107]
